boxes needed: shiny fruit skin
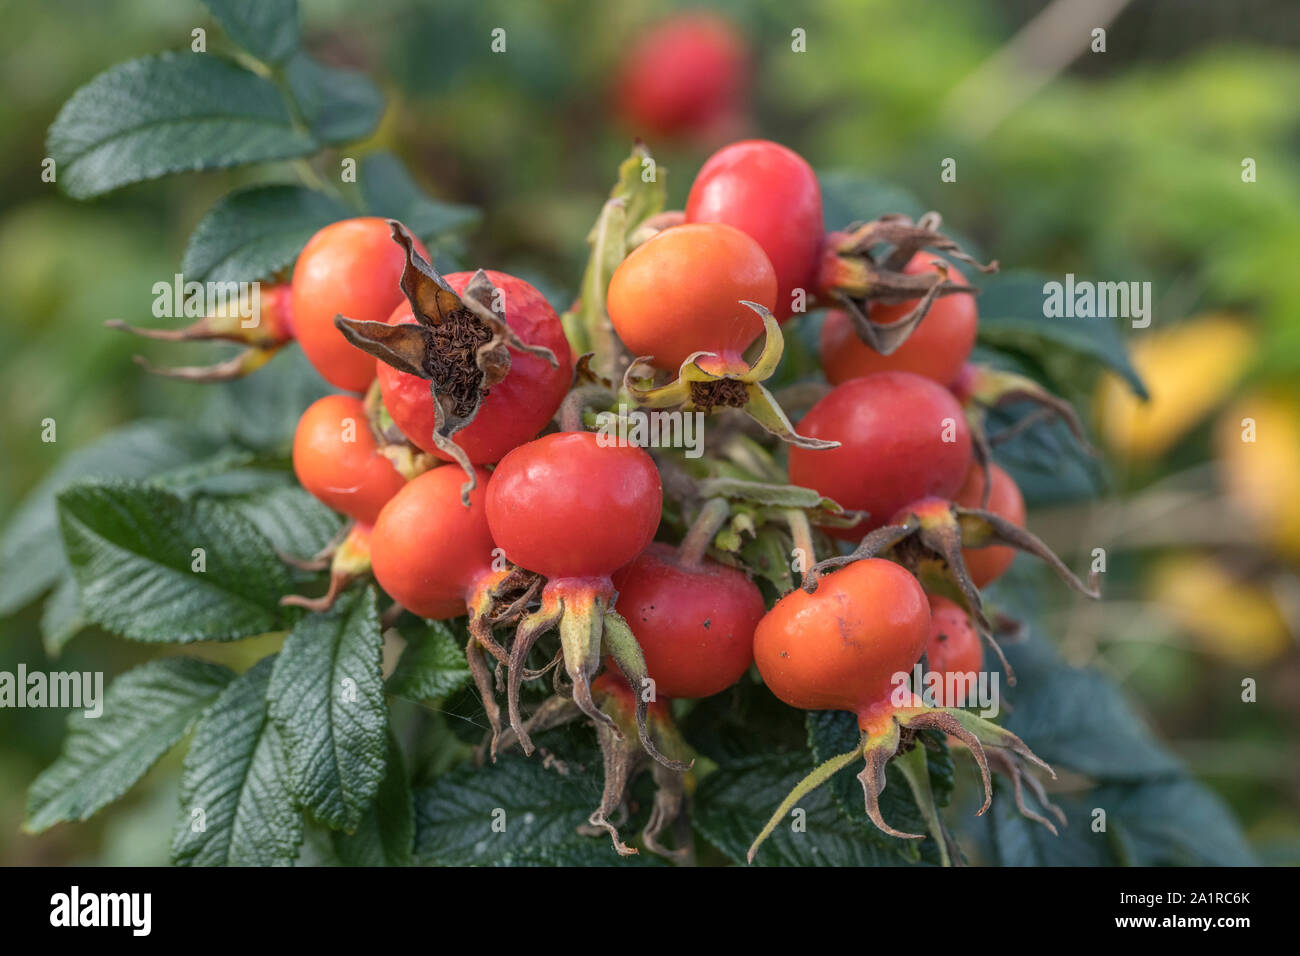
[377,270,573,462]
[370,465,496,618]
[955,462,1026,586]
[612,542,764,699]
[924,595,983,705]
[607,222,777,372]
[685,140,823,321]
[486,432,662,580]
[292,218,425,392]
[821,253,976,387]
[292,395,406,525]
[788,371,973,537]
[753,558,930,718]
[615,13,747,139]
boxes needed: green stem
[894,742,950,867]
[678,498,731,567]
[747,741,866,863]
[558,384,613,434]
[783,508,816,583]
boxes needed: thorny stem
[747,741,866,863]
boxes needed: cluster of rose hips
[117,138,1096,863]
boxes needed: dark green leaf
[805,709,944,859]
[498,842,663,866]
[360,151,480,243]
[172,656,302,865]
[285,52,384,145]
[1001,638,1182,781]
[267,588,388,831]
[202,0,300,64]
[679,677,807,766]
[387,619,472,703]
[0,420,222,616]
[181,184,351,283]
[413,754,609,865]
[987,786,1112,866]
[209,481,343,559]
[977,271,1147,397]
[147,448,265,494]
[819,172,926,226]
[1091,778,1255,866]
[25,658,234,832]
[203,346,334,452]
[818,171,981,257]
[332,729,413,866]
[58,480,293,642]
[47,53,317,199]
[693,752,918,866]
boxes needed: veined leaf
[25,658,234,833]
[267,588,388,831]
[172,656,302,865]
[332,729,413,866]
[202,0,300,64]
[58,480,293,642]
[413,754,609,865]
[693,752,922,866]
[359,151,480,243]
[285,52,384,145]
[47,53,317,199]
[181,184,352,284]
[387,619,472,704]
[0,420,222,617]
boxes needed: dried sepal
[333,220,558,504]
[603,610,693,772]
[985,749,1068,835]
[622,304,837,450]
[817,212,997,355]
[963,363,1096,455]
[748,698,1057,864]
[858,720,924,839]
[130,345,284,382]
[503,597,565,758]
[280,524,372,613]
[580,674,694,859]
[106,283,294,382]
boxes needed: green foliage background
[1,0,1298,865]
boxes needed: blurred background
[2,0,1298,864]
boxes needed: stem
[783,508,816,584]
[678,498,731,567]
[260,57,350,205]
[558,384,613,433]
[894,742,951,866]
[747,741,866,863]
